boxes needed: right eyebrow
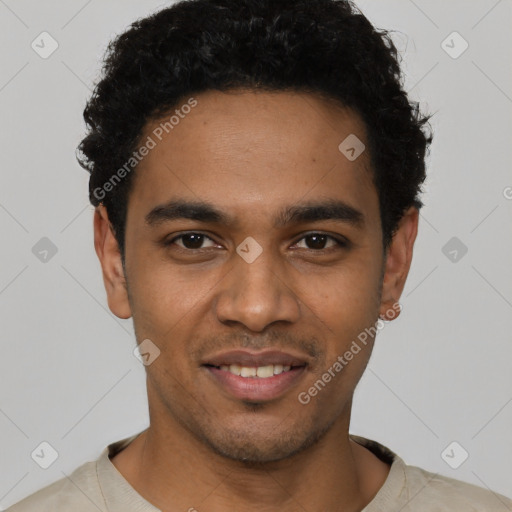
[145,199,232,227]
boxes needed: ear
[93,205,132,319]
[379,206,419,321]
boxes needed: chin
[198,418,332,464]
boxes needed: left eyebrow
[274,199,365,229]
[145,198,365,229]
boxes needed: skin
[94,89,418,512]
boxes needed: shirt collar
[349,434,408,511]
[97,431,161,511]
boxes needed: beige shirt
[6,431,512,511]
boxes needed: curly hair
[77,0,433,261]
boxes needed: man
[8,0,512,510]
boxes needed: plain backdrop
[1,0,511,508]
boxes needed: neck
[111,413,390,512]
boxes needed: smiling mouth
[201,349,310,401]
[202,363,308,402]
[203,363,303,378]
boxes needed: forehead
[127,89,379,229]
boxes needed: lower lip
[204,366,307,402]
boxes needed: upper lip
[202,349,309,368]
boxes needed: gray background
[1,0,511,508]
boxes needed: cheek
[294,261,382,391]
[298,258,381,328]
[128,238,382,344]
[128,256,223,339]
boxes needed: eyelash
[164,232,348,253]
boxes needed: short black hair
[77,0,433,262]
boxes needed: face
[94,89,418,463]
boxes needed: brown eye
[167,233,217,250]
[294,233,347,251]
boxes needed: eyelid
[291,231,348,246]
[166,232,219,249]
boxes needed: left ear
[379,206,419,320]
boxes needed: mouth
[205,363,296,378]
[201,350,309,402]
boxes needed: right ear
[93,205,132,319]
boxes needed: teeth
[273,364,284,375]
[240,366,257,377]
[229,364,241,376]
[256,365,274,378]
[220,364,294,378]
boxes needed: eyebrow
[145,198,365,229]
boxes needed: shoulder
[350,435,512,512]
[5,460,106,512]
[402,464,512,511]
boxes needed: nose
[214,244,301,332]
